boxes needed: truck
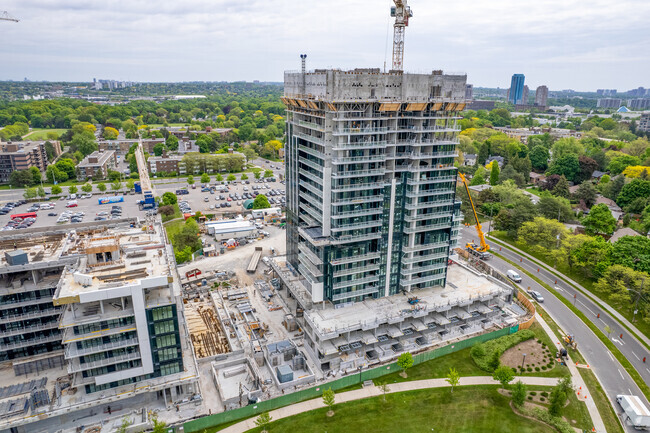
[137,191,156,210]
[134,182,142,194]
[247,246,263,273]
[617,395,650,430]
[98,195,124,205]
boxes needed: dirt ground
[501,339,554,371]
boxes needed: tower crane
[458,173,491,260]
[1,11,19,22]
[390,0,413,71]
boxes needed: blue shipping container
[98,196,124,205]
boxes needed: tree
[52,185,63,195]
[254,171,261,179]
[492,365,514,389]
[97,182,107,192]
[166,135,179,151]
[70,130,97,156]
[227,174,236,182]
[150,413,167,433]
[241,173,249,180]
[161,192,178,206]
[187,175,194,185]
[116,417,132,433]
[264,169,273,178]
[582,204,617,236]
[536,193,573,222]
[253,194,270,209]
[37,186,45,198]
[23,187,37,199]
[111,180,122,191]
[604,175,625,201]
[511,381,527,407]
[609,154,640,175]
[549,386,566,417]
[254,412,272,433]
[617,179,650,208]
[69,185,78,195]
[152,143,165,157]
[574,182,597,208]
[445,367,460,394]
[200,173,210,183]
[487,350,501,371]
[576,156,598,183]
[489,162,500,185]
[518,217,569,250]
[551,137,583,163]
[9,170,35,187]
[126,179,135,190]
[103,126,119,140]
[493,199,537,238]
[397,352,414,378]
[78,183,91,193]
[322,388,336,417]
[243,147,258,163]
[571,236,613,278]
[29,166,42,185]
[216,173,223,182]
[477,141,489,165]
[552,175,570,198]
[548,154,580,183]
[469,171,486,185]
[529,145,549,171]
[379,383,390,402]
[611,236,650,273]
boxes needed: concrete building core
[283,68,466,306]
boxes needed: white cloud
[1,0,648,90]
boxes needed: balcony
[332,169,385,178]
[67,350,141,374]
[333,127,388,136]
[401,251,449,264]
[405,189,454,199]
[403,222,453,233]
[297,144,323,159]
[331,220,383,232]
[331,182,385,192]
[402,240,450,253]
[298,253,323,278]
[295,133,324,146]
[0,308,60,325]
[404,212,454,222]
[404,199,455,210]
[333,274,380,290]
[299,158,323,172]
[406,175,456,185]
[332,155,385,164]
[298,181,323,199]
[400,273,445,287]
[298,243,323,265]
[330,231,382,244]
[297,120,325,131]
[332,141,388,150]
[332,285,380,302]
[62,322,138,344]
[330,251,381,265]
[401,262,447,275]
[298,168,323,185]
[2,333,61,351]
[0,295,54,311]
[64,337,140,359]
[331,207,383,218]
[333,263,381,278]
[3,320,60,338]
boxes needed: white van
[507,270,522,283]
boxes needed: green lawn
[525,186,542,197]
[491,231,650,342]
[164,219,185,241]
[24,128,68,140]
[240,386,557,433]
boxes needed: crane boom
[458,173,490,258]
[0,11,19,22]
[391,0,412,71]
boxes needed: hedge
[471,329,535,371]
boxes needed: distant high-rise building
[597,89,617,96]
[596,98,622,109]
[522,85,529,104]
[638,113,650,133]
[465,84,474,100]
[628,99,650,110]
[508,74,525,104]
[535,85,548,107]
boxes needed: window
[153,320,175,335]
[151,306,173,321]
[155,334,177,349]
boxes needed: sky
[1,0,649,91]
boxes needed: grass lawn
[525,186,542,197]
[24,128,68,140]
[491,231,650,341]
[161,204,181,223]
[164,219,185,242]
[240,386,557,433]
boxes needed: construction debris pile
[185,302,230,358]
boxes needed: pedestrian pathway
[489,235,650,349]
[534,312,606,433]
[219,376,560,433]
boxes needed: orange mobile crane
[458,173,491,260]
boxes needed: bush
[535,367,540,372]
[541,366,547,370]
[527,367,533,372]
[540,391,548,397]
[520,406,575,433]
[528,396,533,401]
[530,392,537,396]
[540,397,546,402]
[470,330,535,372]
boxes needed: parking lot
[155,177,286,215]
[0,194,148,230]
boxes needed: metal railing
[295,133,324,146]
[331,182,385,192]
[401,251,449,264]
[331,220,382,232]
[332,141,388,150]
[406,175,456,185]
[330,251,381,265]
[3,321,59,338]
[332,155,385,164]
[331,207,383,218]
[333,127,388,135]
[332,275,380,290]
[333,263,380,277]
[402,240,450,253]
[67,350,141,374]
[64,337,139,359]
[332,285,380,302]
[0,308,60,324]
[403,222,453,233]
[332,168,385,178]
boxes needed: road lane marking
[629,388,633,395]
[555,287,564,292]
[577,300,596,316]
[618,369,625,380]
[598,318,607,325]
[607,351,615,362]
[612,338,624,346]
[632,352,640,361]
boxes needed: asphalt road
[461,226,648,432]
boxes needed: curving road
[460,226,649,432]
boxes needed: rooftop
[305,264,512,338]
[77,150,115,168]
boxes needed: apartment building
[148,153,185,174]
[76,150,117,180]
[535,85,548,108]
[0,221,199,433]
[639,113,650,133]
[283,68,465,306]
[142,138,166,154]
[0,141,61,183]
[98,138,139,154]
[597,98,622,109]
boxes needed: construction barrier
[183,325,518,432]
[516,291,537,330]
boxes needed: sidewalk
[534,312,606,433]
[489,235,650,349]
[219,376,559,433]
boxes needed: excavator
[458,173,491,260]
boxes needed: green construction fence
[183,324,518,432]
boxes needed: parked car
[530,291,544,303]
[48,212,57,216]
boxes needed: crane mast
[0,11,19,22]
[391,0,412,71]
[458,173,491,260]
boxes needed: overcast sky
[1,0,648,91]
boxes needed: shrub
[470,330,535,372]
[541,366,547,370]
[528,396,533,401]
[520,407,575,433]
[527,367,533,372]
[541,391,549,397]
[530,392,537,396]
[540,397,546,402]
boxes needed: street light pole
[521,353,527,370]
